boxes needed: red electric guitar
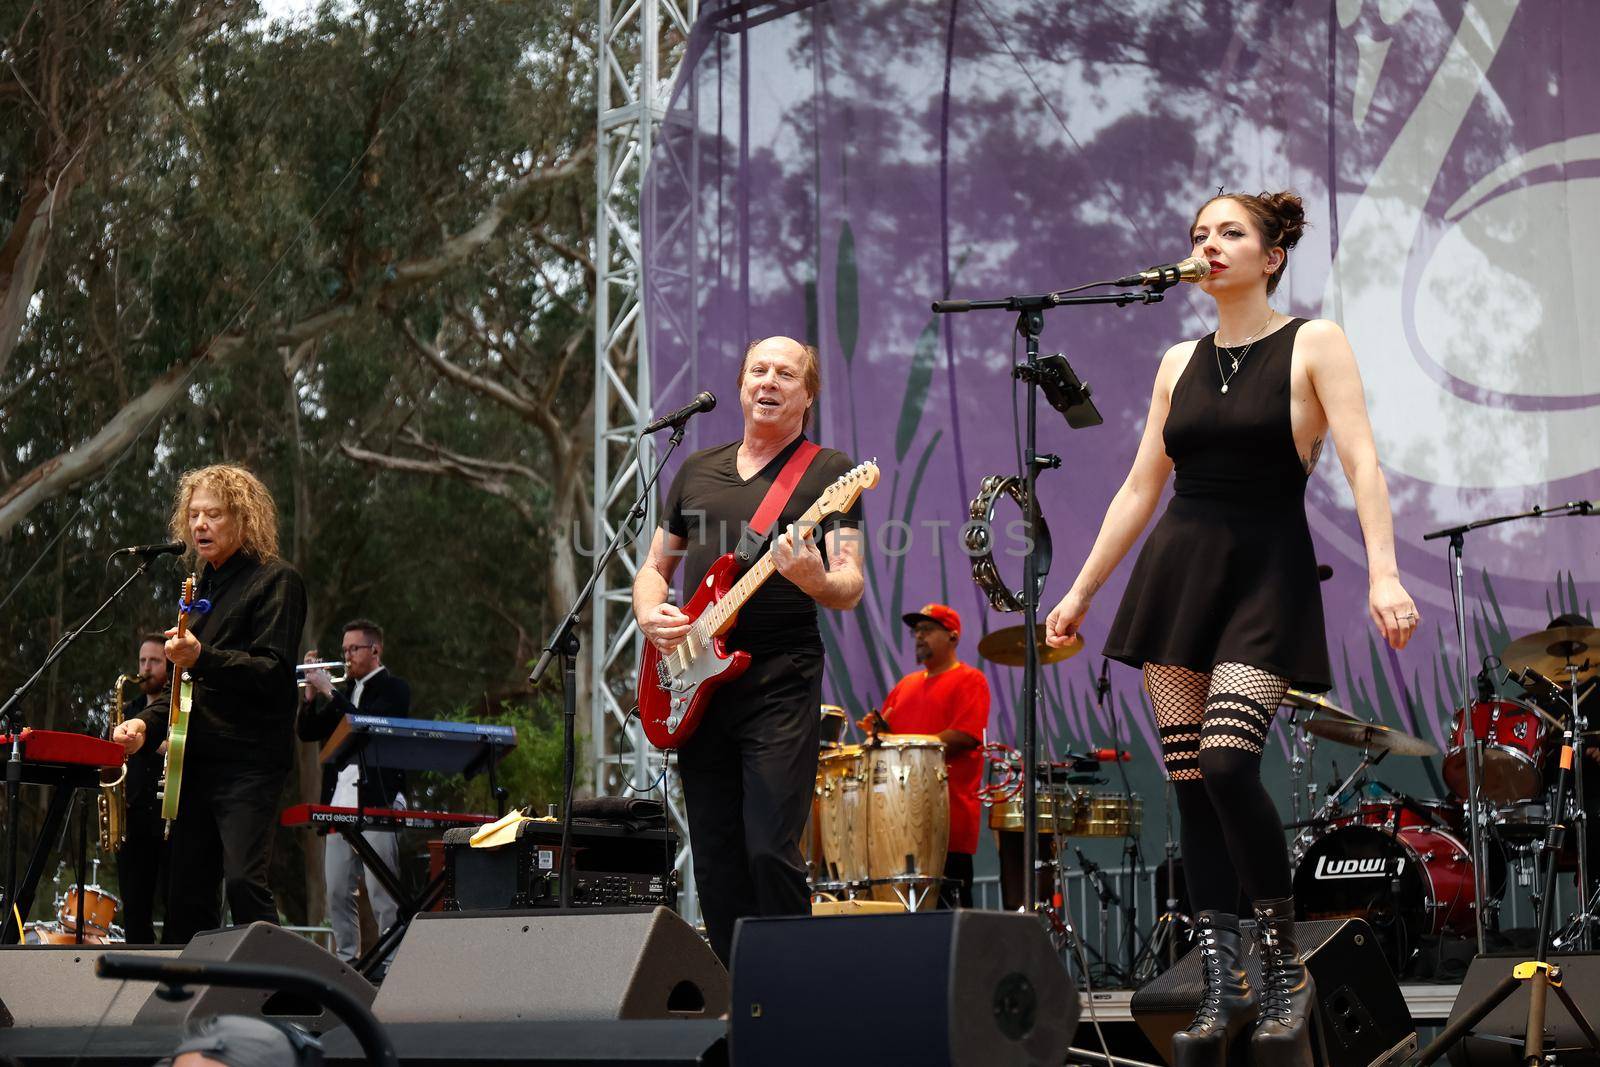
[638,460,880,749]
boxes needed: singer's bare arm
[633,528,693,653]
[1300,319,1419,651]
[1045,341,1191,646]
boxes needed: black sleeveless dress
[1102,317,1332,692]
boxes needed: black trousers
[162,757,288,944]
[940,851,974,909]
[115,807,169,944]
[678,647,823,966]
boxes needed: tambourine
[965,474,1052,614]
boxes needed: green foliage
[410,697,575,818]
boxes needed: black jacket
[136,552,308,770]
[296,668,411,808]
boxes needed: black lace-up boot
[1251,895,1320,1067]
[1170,911,1257,1067]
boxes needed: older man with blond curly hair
[114,464,307,943]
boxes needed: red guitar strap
[735,440,822,566]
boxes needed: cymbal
[1281,689,1359,722]
[977,625,1084,668]
[1300,716,1440,758]
[1501,626,1600,683]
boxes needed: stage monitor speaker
[132,921,375,1033]
[1441,952,1600,1066]
[372,907,729,1024]
[1130,917,1415,1067]
[0,944,179,1028]
[729,910,1077,1067]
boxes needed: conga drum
[864,735,948,910]
[815,745,868,889]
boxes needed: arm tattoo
[1303,436,1324,476]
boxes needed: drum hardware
[975,623,1084,668]
[1130,778,1189,983]
[1420,502,1594,958]
[1499,624,1600,686]
[1413,642,1600,1066]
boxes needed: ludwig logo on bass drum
[1314,854,1404,880]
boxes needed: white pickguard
[655,625,740,737]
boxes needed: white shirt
[330,665,388,809]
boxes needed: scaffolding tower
[592,0,700,918]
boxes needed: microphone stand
[933,281,1166,916]
[528,420,690,909]
[1,554,164,944]
[1424,498,1594,953]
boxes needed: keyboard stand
[330,821,448,980]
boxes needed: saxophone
[97,673,136,852]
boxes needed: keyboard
[0,729,124,788]
[280,804,498,832]
[318,715,517,776]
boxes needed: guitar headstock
[177,574,197,623]
[814,460,881,518]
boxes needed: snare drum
[1444,699,1548,804]
[57,885,119,936]
[864,735,949,909]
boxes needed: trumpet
[296,661,347,690]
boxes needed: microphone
[1317,564,1334,582]
[114,541,185,558]
[1090,747,1133,763]
[1114,256,1211,288]
[642,391,716,435]
[1095,658,1111,700]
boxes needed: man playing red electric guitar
[632,336,864,965]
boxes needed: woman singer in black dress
[1045,191,1419,1066]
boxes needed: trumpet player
[118,634,173,944]
[297,618,411,964]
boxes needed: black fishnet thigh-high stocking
[1145,663,1240,914]
[1197,662,1294,902]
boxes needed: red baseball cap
[902,603,960,638]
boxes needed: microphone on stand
[1095,658,1112,701]
[113,541,186,558]
[641,391,716,435]
[1113,256,1211,289]
[1317,564,1334,582]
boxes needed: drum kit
[24,860,123,944]
[1286,622,1599,972]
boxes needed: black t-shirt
[661,434,863,654]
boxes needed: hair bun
[1258,190,1306,250]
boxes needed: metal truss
[592,0,700,918]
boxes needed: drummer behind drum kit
[1287,622,1600,973]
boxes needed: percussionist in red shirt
[860,603,992,907]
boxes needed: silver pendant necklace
[1214,310,1275,394]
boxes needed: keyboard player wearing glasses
[297,618,412,964]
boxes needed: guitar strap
[734,439,823,567]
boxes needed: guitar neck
[703,502,828,635]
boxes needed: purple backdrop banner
[643,0,1599,838]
